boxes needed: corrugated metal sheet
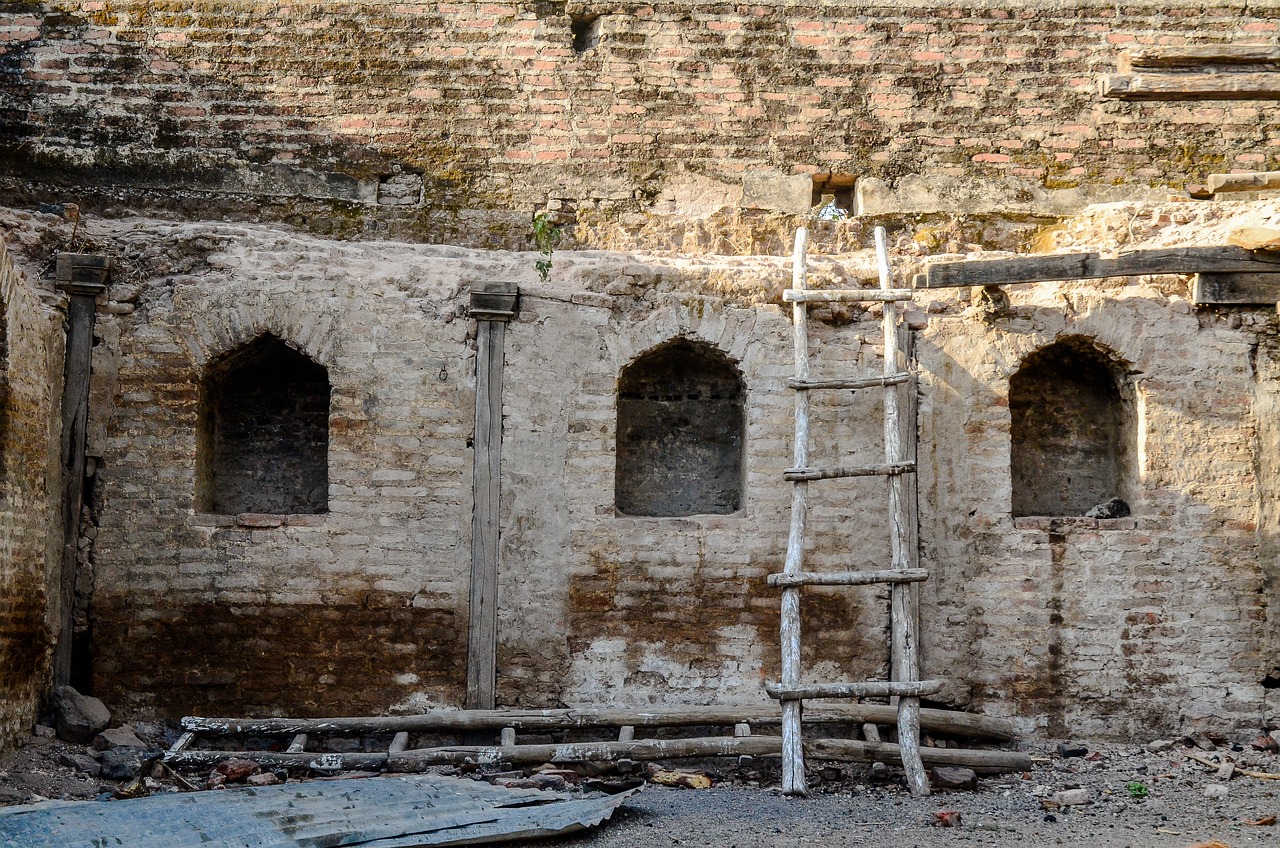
[0,773,636,847]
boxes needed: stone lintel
[469,283,519,321]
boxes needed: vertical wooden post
[465,283,518,711]
[53,253,111,688]
[876,228,930,797]
[781,227,809,796]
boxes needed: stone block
[53,686,111,744]
[741,172,812,214]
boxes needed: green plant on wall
[532,212,563,282]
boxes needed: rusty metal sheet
[0,774,636,848]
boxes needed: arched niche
[196,333,330,515]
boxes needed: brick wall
[0,1,1276,246]
[0,235,64,751]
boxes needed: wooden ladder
[766,226,937,797]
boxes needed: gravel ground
[2,732,1277,847]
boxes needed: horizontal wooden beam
[1123,45,1280,70]
[1101,71,1280,100]
[787,374,910,390]
[766,680,945,700]
[784,462,915,482]
[784,288,914,303]
[182,704,1015,740]
[915,245,1280,289]
[1208,171,1280,194]
[808,739,1033,774]
[767,568,929,588]
[1194,272,1280,305]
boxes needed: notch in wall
[811,173,856,218]
[571,14,602,53]
[377,168,424,206]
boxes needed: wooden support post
[388,732,410,754]
[465,284,518,711]
[286,734,307,753]
[877,228,929,798]
[617,725,635,743]
[499,727,516,747]
[781,227,810,797]
[52,253,110,688]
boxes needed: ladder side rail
[780,226,810,796]
[877,226,931,797]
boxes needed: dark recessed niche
[811,173,857,214]
[571,14,602,53]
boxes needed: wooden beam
[767,568,929,588]
[181,704,1016,741]
[766,680,945,700]
[466,283,518,711]
[1208,171,1280,194]
[1193,272,1280,305]
[1101,71,1280,100]
[915,246,1280,289]
[53,253,111,687]
[1124,45,1280,70]
[808,739,1033,774]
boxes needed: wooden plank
[783,462,915,482]
[788,374,910,390]
[180,705,1014,740]
[767,568,929,588]
[766,680,944,700]
[1101,71,1280,100]
[780,226,810,797]
[808,739,1033,774]
[1194,272,1280,304]
[466,289,515,711]
[861,723,882,743]
[783,288,914,303]
[917,245,1280,288]
[389,736,785,771]
[879,226,929,799]
[166,731,196,755]
[286,733,307,753]
[389,731,411,754]
[1208,171,1280,194]
[1125,45,1280,69]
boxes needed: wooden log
[766,680,944,700]
[767,568,929,588]
[167,731,196,755]
[388,732,410,754]
[617,725,635,743]
[733,723,751,738]
[180,705,1015,740]
[166,750,391,770]
[780,226,811,797]
[1125,45,1280,69]
[787,374,910,390]
[1209,172,1280,194]
[783,462,915,482]
[389,736,785,771]
[1193,272,1280,304]
[500,727,516,747]
[862,724,882,744]
[916,245,1280,288]
[807,739,1032,775]
[1101,71,1280,100]
[286,734,307,754]
[783,288,914,303]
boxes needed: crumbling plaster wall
[0,1,1276,247]
[0,235,66,750]
[48,203,1276,736]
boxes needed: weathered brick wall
[0,235,65,751]
[0,1,1276,246]
[51,207,1275,736]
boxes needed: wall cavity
[615,339,744,517]
[1010,336,1134,518]
[197,334,330,515]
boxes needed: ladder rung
[766,680,945,701]
[788,374,910,390]
[768,568,929,588]
[784,462,915,481]
[784,289,915,303]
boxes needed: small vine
[532,212,563,282]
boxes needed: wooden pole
[781,227,810,796]
[877,227,929,797]
[466,284,518,711]
[52,254,110,688]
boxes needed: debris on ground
[647,769,713,790]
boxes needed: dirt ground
[1,730,1277,848]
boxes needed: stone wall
[0,234,65,750]
[43,203,1276,737]
[0,1,1276,247]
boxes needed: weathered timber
[389,737,784,770]
[1101,71,1280,100]
[783,462,915,482]
[766,680,945,700]
[466,283,518,711]
[389,731,410,754]
[1124,45,1280,69]
[180,705,1015,740]
[787,374,910,390]
[1194,272,1280,304]
[1209,172,1280,194]
[808,739,1032,774]
[915,245,1280,289]
[783,288,914,303]
[166,749,391,770]
[286,734,307,753]
[767,568,929,588]
[780,226,811,796]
